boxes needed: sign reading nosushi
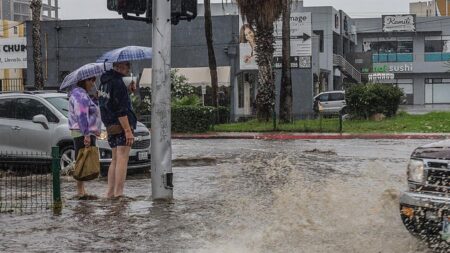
[0,38,27,69]
[382,15,416,32]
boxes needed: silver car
[0,91,151,176]
[313,91,346,114]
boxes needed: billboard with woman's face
[239,19,258,70]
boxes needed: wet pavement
[0,139,445,252]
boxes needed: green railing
[0,147,62,213]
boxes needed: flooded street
[0,139,440,252]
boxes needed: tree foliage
[233,0,283,121]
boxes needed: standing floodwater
[0,139,437,252]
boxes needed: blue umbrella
[96,46,152,64]
[59,63,108,90]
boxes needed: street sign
[273,12,312,66]
[0,37,27,69]
[368,73,395,82]
[201,85,206,95]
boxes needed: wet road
[0,139,442,252]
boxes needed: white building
[410,0,450,16]
[0,0,58,21]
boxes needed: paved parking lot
[400,104,450,115]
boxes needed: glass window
[0,99,15,119]
[46,97,69,117]
[329,92,345,101]
[318,94,329,102]
[15,98,58,123]
[425,40,443,53]
[313,30,324,53]
[398,41,413,53]
[378,41,397,53]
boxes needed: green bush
[172,105,215,133]
[172,95,202,106]
[346,83,404,119]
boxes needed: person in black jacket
[98,61,137,199]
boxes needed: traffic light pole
[151,0,174,201]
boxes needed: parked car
[313,91,346,114]
[0,91,151,176]
[400,140,450,244]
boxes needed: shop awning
[139,67,231,88]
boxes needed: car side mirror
[32,114,49,129]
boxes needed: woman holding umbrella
[61,63,104,198]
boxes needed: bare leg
[114,146,131,197]
[106,148,117,198]
[77,181,85,196]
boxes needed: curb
[172,133,450,140]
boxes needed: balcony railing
[0,79,25,91]
[372,53,414,63]
[425,53,450,62]
[333,54,361,83]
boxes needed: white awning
[139,67,231,88]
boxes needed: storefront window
[425,36,450,61]
[398,41,413,53]
[425,40,443,53]
[425,78,450,104]
[364,39,413,63]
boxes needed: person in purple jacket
[68,76,102,197]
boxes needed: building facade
[410,0,450,16]
[354,16,450,105]
[24,3,364,120]
[1,0,58,21]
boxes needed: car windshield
[46,97,69,117]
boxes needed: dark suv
[400,140,450,244]
[0,91,151,176]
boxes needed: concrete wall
[26,16,239,88]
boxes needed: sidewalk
[172,132,450,140]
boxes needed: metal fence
[0,147,61,213]
[288,112,344,133]
[0,78,25,92]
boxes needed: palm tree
[30,0,44,90]
[235,0,283,121]
[279,0,292,123]
[204,0,219,108]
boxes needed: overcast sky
[59,0,415,20]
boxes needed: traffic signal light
[107,0,147,16]
[171,0,198,23]
[107,0,197,24]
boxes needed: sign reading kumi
[382,15,416,32]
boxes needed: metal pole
[445,0,448,17]
[151,0,174,200]
[51,146,62,212]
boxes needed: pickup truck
[400,140,450,245]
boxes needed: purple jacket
[68,87,101,136]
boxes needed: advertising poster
[239,12,312,70]
[0,37,27,69]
